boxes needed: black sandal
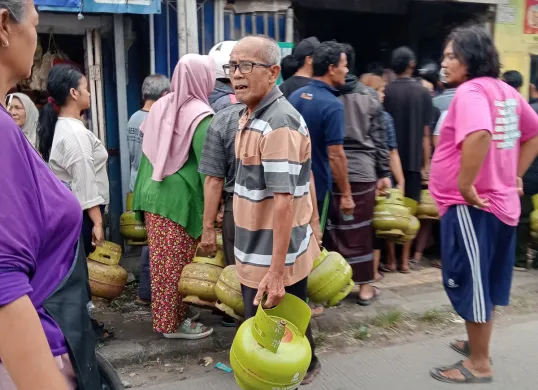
[450,340,493,364]
[450,340,470,357]
[91,319,115,342]
[430,360,493,384]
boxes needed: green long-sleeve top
[132,116,212,239]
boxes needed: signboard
[525,0,538,34]
[36,0,160,14]
[277,42,294,86]
[496,5,516,25]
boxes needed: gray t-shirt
[198,104,244,194]
[126,110,148,191]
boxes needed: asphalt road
[142,317,538,390]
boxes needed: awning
[36,0,161,14]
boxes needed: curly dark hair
[312,41,345,78]
[448,26,500,80]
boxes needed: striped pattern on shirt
[233,87,320,288]
[198,104,244,193]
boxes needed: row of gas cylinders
[179,244,355,321]
[372,189,439,243]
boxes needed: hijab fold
[141,54,216,181]
[11,93,39,149]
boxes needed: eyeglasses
[222,61,273,76]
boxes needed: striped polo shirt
[233,86,320,289]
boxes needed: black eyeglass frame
[223,61,273,76]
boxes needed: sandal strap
[180,319,206,334]
[453,361,474,380]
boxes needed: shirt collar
[251,86,283,116]
[309,79,339,94]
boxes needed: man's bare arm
[328,145,354,214]
[200,176,224,254]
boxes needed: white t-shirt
[49,117,110,210]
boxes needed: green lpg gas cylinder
[215,265,245,320]
[230,294,312,390]
[307,250,353,307]
[417,190,439,220]
[373,188,411,239]
[119,211,148,245]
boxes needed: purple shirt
[0,106,82,356]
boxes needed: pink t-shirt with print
[430,77,538,226]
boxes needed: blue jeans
[138,246,151,301]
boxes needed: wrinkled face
[8,96,26,126]
[71,76,91,111]
[441,41,467,86]
[0,0,39,83]
[329,53,349,86]
[229,39,280,110]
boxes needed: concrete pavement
[142,317,538,390]
[97,269,538,367]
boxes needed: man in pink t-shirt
[429,27,538,384]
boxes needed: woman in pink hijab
[132,54,216,339]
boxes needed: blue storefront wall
[155,0,289,76]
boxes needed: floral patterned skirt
[145,212,198,334]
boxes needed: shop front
[32,0,159,243]
[494,0,538,99]
[292,0,500,73]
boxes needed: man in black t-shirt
[279,37,320,98]
[384,46,434,273]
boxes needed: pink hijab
[141,54,216,181]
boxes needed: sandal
[379,264,396,273]
[91,319,115,342]
[450,340,470,357]
[357,286,381,306]
[163,318,213,340]
[450,340,493,364]
[399,266,411,274]
[430,360,493,384]
[410,259,422,271]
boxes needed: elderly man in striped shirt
[225,34,322,385]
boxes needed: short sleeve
[66,158,105,210]
[0,121,39,306]
[323,106,345,146]
[433,110,449,136]
[454,84,493,146]
[518,96,538,143]
[260,126,308,194]
[198,114,227,178]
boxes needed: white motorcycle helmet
[209,41,238,80]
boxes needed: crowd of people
[1,0,537,386]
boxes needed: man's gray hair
[0,0,26,22]
[142,74,171,102]
[240,34,281,66]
